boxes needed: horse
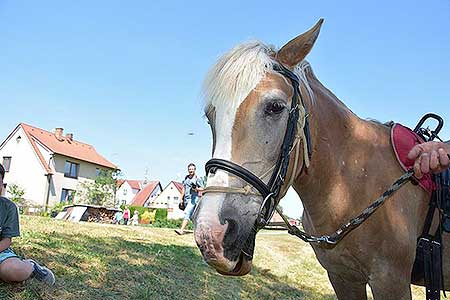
[192,19,450,299]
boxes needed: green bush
[154,208,168,221]
[128,206,149,217]
[152,218,193,230]
[50,203,68,218]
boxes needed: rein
[278,170,415,247]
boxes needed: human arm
[196,177,205,192]
[0,237,12,252]
[180,186,185,204]
[407,141,450,178]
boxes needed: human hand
[407,141,450,178]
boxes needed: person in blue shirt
[0,163,55,285]
[175,163,204,235]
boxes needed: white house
[116,180,162,207]
[0,123,117,210]
[150,181,185,219]
[130,181,162,207]
[116,180,143,206]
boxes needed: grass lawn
[0,216,426,300]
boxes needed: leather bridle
[204,63,312,230]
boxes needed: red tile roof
[131,181,161,206]
[20,123,117,170]
[117,179,125,188]
[126,180,142,190]
[172,181,184,193]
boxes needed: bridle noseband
[204,63,312,230]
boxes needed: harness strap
[420,236,442,300]
[203,185,260,196]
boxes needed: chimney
[54,128,64,141]
[66,133,73,141]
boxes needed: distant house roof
[117,179,143,190]
[270,211,285,223]
[17,123,117,171]
[126,180,142,190]
[131,181,161,206]
[172,181,183,193]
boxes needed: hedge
[154,208,168,221]
[152,218,193,230]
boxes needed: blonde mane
[203,41,315,111]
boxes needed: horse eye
[265,101,285,115]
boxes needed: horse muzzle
[194,220,254,276]
[193,193,258,276]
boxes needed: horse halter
[204,63,313,230]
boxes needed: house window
[2,157,11,172]
[121,200,126,206]
[123,188,128,195]
[60,189,76,203]
[174,196,179,201]
[64,161,79,178]
[96,168,100,177]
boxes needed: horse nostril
[222,218,240,250]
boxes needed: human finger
[408,144,424,160]
[420,153,430,175]
[438,148,450,169]
[414,153,423,179]
[429,150,440,171]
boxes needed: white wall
[143,184,162,207]
[116,181,140,206]
[152,182,184,219]
[0,127,48,206]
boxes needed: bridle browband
[205,63,312,230]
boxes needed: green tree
[7,183,26,206]
[77,169,120,206]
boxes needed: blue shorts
[0,248,19,264]
[184,197,198,221]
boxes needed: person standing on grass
[0,163,55,285]
[175,163,204,235]
[123,206,130,225]
[131,210,139,226]
[113,210,123,225]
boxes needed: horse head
[193,19,323,276]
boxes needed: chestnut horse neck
[293,67,395,234]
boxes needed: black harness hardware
[412,114,448,300]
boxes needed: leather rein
[203,62,419,248]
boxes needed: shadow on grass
[0,229,335,300]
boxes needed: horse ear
[277,19,324,68]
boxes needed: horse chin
[217,252,253,276]
[216,231,256,276]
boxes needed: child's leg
[0,257,33,283]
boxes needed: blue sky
[1,1,449,218]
